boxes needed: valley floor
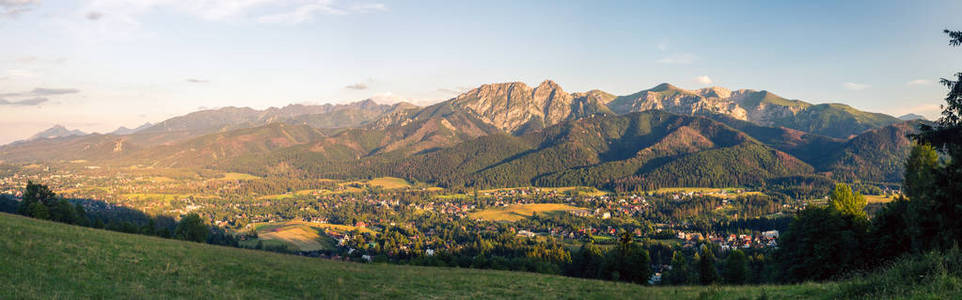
[0,212,833,299]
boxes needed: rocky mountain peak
[28,125,86,141]
[535,80,563,91]
[447,80,612,134]
[697,86,732,99]
[650,83,680,92]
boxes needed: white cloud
[0,97,48,106]
[694,75,713,85]
[0,87,80,97]
[907,79,933,86]
[843,82,870,91]
[657,53,696,64]
[258,1,345,23]
[0,0,37,17]
[81,0,387,26]
[349,3,386,13]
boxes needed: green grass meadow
[0,212,846,299]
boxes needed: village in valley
[0,161,885,284]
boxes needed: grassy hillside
[768,103,902,139]
[0,212,835,299]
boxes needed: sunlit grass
[469,203,586,222]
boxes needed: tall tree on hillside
[776,206,867,282]
[609,231,651,284]
[869,195,911,262]
[18,181,56,219]
[829,183,867,220]
[910,29,962,250]
[697,245,720,285]
[174,214,209,243]
[903,144,941,252]
[663,251,691,285]
[723,249,749,284]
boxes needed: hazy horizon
[2,0,960,144]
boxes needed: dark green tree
[663,251,691,285]
[174,213,209,242]
[608,231,651,284]
[910,29,962,251]
[722,249,749,284]
[697,245,720,285]
[903,144,942,252]
[776,206,867,282]
[18,181,56,219]
[869,195,911,262]
[49,199,78,224]
[829,183,867,219]
[27,202,49,220]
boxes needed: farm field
[469,203,586,222]
[245,221,372,251]
[215,172,261,181]
[0,213,840,299]
[253,221,374,234]
[256,224,333,252]
[864,194,899,204]
[339,176,414,190]
[366,177,413,189]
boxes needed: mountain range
[26,125,86,141]
[0,80,923,189]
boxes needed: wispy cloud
[907,79,933,86]
[657,53,696,64]
[186,78,210,84]
[86,11,103,20]
[349,3,387,13]
[843,82,870,91]
[0,97,48,106]
[694,75,713,85]
[0,87,79,97]
[80,0,387,26]
[345,82,368,90]
[31,88,80,95]
[0,0,38,17]
[0,87,77,107]
[258,1,345,23]
[256,1,386,24]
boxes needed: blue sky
[0,0,960,144]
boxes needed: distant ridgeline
[0,81,923,190]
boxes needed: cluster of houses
[676,230,779,249]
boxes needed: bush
[838,248,962,298]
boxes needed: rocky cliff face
[449,80,610,134]
[728,90,809,126]
[377,80,898,139]
[605,83,898,138]
[609,83,748,120]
